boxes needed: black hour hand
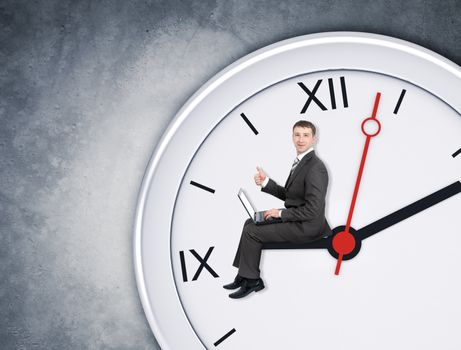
[356,181,461,241]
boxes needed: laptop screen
[238,189,256,219]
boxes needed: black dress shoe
[223,275,244,290]
[229,278,265,299]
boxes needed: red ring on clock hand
[333,92,382,275]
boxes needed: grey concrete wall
[1,0,460,349]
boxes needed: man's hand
[254,166,267,186]
[264,208,280,220]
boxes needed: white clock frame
[133,32,461,349]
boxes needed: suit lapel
[285,151,315,189]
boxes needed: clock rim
[133,31,461,350]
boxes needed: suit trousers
[232,218,312,279]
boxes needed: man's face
[292,126,316,155]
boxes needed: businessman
[224,120,332,299]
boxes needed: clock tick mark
[190,181,215,193]
[240,113,259,135]
[393,89,406,114]
[214,328,236,347]
[452,148,461,158]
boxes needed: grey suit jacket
[261,151,332,239]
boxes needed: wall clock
[134,32,461,349]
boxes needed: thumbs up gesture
[254,166,267,186]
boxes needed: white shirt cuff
[261,177,269,188]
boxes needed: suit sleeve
[261,178,286,201]
[281,162,328,222]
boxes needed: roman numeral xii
[298,76,349,113]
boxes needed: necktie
[290,157,300,174]
[285,157,300,188]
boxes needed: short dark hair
[292,120,316,135]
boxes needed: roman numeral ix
[179,246,219,282]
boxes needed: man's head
[292,120,316,155]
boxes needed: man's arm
[261,178,287,201]
[280,162,328,222]
[255,166,287,201]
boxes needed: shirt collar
[296,147,314,161]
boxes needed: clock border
[133,32,461,350]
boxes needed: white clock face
[170,70,461,349]
[134,33,461,350]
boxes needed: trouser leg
[237,226,264,279]
[232,218,253,268]
[234,220,304,279]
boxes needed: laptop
[238,189,283,225]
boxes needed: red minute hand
[333,92,382,275]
